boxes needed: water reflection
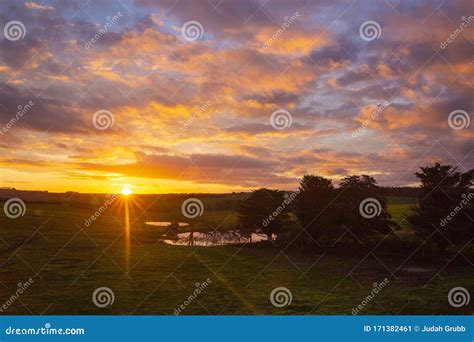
[145,221,189,227]
[162,231,275,247]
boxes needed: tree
[337,175,394,244]
[407,163,474,255]
[237,188,289,241]
[293,175,338,247]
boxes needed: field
[0,197,472,315]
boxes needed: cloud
[0,0,472,192]
[224,122,313,136]
[0,85,88,134]
[25,2,55,11]
[77,152,296,187]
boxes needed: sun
[121,187,132,196]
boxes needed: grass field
[0,198,472,315]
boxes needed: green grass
[387,203,413,232]
[0,200,472,315]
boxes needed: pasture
[0,197,472,315]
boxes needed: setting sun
[121,187,132,196]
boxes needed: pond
[162,231,275,246]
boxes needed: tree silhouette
[237,188,289,241]
[293,175,338,248]
[407,163,474,255]
[337,175,394,245]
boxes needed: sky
[0,0,472,194]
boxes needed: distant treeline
[1,187,422,213]
[378,187,421,198]
[0,184,421,209]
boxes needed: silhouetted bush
[237,188,289,241]
[407,163,474,255]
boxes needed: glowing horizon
[0,1,472,194]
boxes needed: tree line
[237,163,474,256]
